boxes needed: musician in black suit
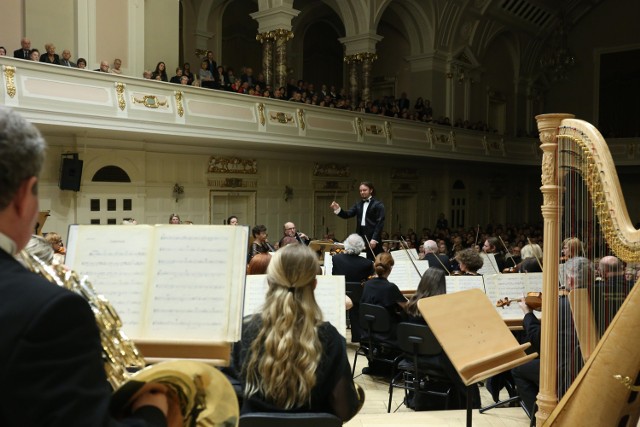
[13,37,31,59]
[278,221,310,247]
[330,181,385,260]
[422,240,451,274]
[0,107,169,427]
[331,234,374,342]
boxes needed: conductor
[330,181,385,260]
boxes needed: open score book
[65,224,248,343]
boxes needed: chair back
[396,322,443,356]
[359,303,391,333]
[239,412,342,427]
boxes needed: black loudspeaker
[59,157,83,191]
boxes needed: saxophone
[18,251,239,427]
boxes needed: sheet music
[445,275,485,294]
[144,225,246,341]
[243,275,347,337]
[390,248,419,262]
[484,273,543,319]
[65,225,154,338]
[478,252,500,275]
[388,259,430,291]
[65,224,247,342]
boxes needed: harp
[535,114,640,426]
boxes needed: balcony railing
[2,57,638,166]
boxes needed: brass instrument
[535,114,640,426]
[18,251,239,427]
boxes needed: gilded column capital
[272,28,294,41]
[256,31,276,43]
[357,52,378,62]
[344,54,361,64]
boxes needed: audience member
[0,47,5,56]
[231,244,361,421]
[95,60,109,73]
[142,70,152,79]
[13,37,31,59]
[169,67,183,84]
[29,49,40,61]
[169,213,181,224]
[198,59,216,89]
[227,215,238,225]
[110,58,123,74]
[59,49,75,67]
[76,58,87,69]
[151,62,168,82]
[39,43,60,65]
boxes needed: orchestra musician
[421,240,451,274]
[330,181,385,260]
[331,234,374,343]
[249,225,275,261]
[511,256,591,418]
[482,237,508,271]
[278,221,310,247]
[504,243,543,273]
[0,108,169,426]
[231,244,361,421]
[454,248,484,275]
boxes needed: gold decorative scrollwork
[273,28,294,41]
[257,103,265,126]
[355,117,364,138]
[313,163,350,177]
[174,91,184,117]
[366,125,384,135]
[208,156,257,174]
[384,121,392,139]
[269,112,294,124]
[194,48,208,57]
[115,82,126,111]
[3,65,17,98]
[132,95,168,109]
[345,52,378,63]
[297,109,305,130]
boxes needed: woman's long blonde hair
[243,244,324,409]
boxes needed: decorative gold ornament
[257,103,265,126]
[297,109,305,130]
[366,124,384,135]
[269,112,294,124]
[273,28,294,41]
[3,65,16,98]
[313,163,350,177]
[384,121,392,139]
[208,156,257,174]
[132,95,168,109]
[175,91,184,117]
[115,82,126,111]
[355,117,364,137]
[194,48,208,57]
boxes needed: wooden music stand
[418,288,538,426]
[135,340,231,366]
[309,240,343,253]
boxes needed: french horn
[18,251,239,427]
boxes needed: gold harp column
[360,52,377,104]
[257,31,275,88]
[274,29,293,92]
[535,113,575,426]
[344,54,360,104]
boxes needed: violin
[496,292,542,311]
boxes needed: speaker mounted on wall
[59,153,83,191]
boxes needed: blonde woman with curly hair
[232,243,361,420]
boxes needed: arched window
[92,166,131,183]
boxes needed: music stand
[418,288,538,427]
[309,240,342,253]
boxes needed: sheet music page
[324,252,333,275]
[388,259,429,291]
[315,275,347,337]
[445,275,485,294]
[478,253,500,275]
[391,248,419,262]
[242,275,347,338]
[484,273,543,319]
[143,225,247,341]
[243,274,269,317]
[65,225,154,338]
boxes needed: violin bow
[400,236,423,279]
[527,237,543,272]
[363,235,376,259]
[474,224,480,247]
[498,235,518,268]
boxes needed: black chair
[352,303,402,378]
[345,281,363,336]
[238,412,342,427]
[387,322,454,412]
